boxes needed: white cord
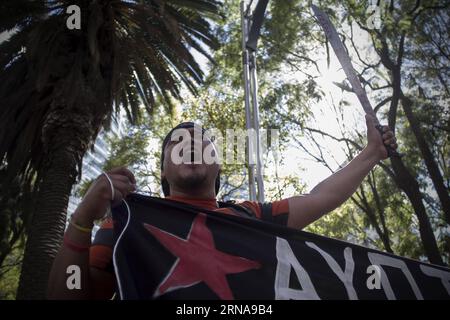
[112,199,131,300]
[102,172,115,201]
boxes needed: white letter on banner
[305,242,357,300]
[275,237,320,300]
[420,265,450,296]
[368,252,423,300]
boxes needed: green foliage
[0,173,26,300]
[193,0,449,264]
[0,246,22,300]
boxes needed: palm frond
[0,0,222,183]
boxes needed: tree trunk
[16,149,76,299]
[390,157,445,266]
[367,172,393,253]
[16,108,96,299]
[401,95,450,225]
[384,61,445,265]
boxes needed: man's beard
[175,169,208,192]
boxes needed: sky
[276,40,372,190]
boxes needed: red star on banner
[143,214,261,299]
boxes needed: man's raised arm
[286,115,397,230]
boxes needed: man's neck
[168,188,216,200]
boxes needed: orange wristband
[63,234,90,253]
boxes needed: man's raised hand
[73,167,136,225]
[365,114,398,160]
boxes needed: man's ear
[215,169,221,196]
[161,171,170,197]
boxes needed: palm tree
[0,0,221,299]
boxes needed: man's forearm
[310,147,379,212]
[47,209,93,299]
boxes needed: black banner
[111,194,450,300]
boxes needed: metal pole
[240,1,257,201]
[249,52,265,203]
